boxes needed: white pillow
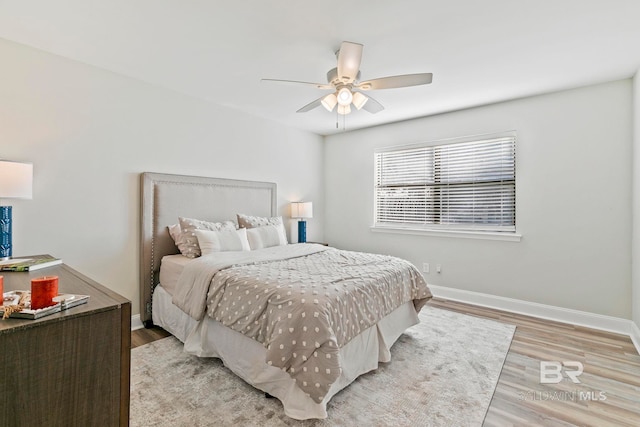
[246,224,288,250]
[195,228,251,255]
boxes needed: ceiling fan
[262,41,433,115]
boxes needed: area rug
[130,306,515,426]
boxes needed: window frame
[371,131,521,242]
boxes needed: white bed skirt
[152,285,419,420]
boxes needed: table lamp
[290,201,313,243]
[0,160,33,260]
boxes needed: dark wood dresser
[0,259,131,426]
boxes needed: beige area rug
[130,306,515,427]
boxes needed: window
[374,133,516,235]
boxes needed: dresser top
[0,257,130,334]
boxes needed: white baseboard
[429,284,640,355]
[131,314,144,331]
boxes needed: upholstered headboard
[139,172,277,326]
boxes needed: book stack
[0,255,62,272]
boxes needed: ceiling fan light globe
[321,93,338,112]
[337,87,353,106]
[337,104,351,115]
[352,92,369,110]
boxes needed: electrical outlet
[436,264,442,274]
[422,263,430,273]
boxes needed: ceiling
[1,1,639,136]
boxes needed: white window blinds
[374,134,516,232]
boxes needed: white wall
[2,35,634,323]
[0,39,324,315]
[633,71,640,328]
[325,80,632,319]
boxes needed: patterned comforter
[173,244,431,403]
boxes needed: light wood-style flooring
[131,298,640,426]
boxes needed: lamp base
[0,206,12,260]
[297,220,307,243]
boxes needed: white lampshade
[321,93,338,112]
[352,91,369,110]
[290,201,313,219]
[0,160,33,199]
[337,104,351,115]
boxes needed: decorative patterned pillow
[237,213,283,229]
[195,228,250,255]
[167,223,182,243]
[177,217,237,258]
[237,214,288,247]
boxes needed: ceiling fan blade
[360,93,385,114]
[296,96,324,113]
[357,73,433,90]
[262,78,333,90]
[336,41,363,83]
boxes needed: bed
[140,172,432,420]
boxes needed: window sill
[370,226,522,242]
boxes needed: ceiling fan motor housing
[327,67,361,85]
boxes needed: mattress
[152,284,419,420]
[158,254,192,297]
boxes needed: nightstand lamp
[290,201,313,243]
[0,160,33,260]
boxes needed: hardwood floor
[428,299,640,427]
[131,324,170,349]
[131,298,640,426]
